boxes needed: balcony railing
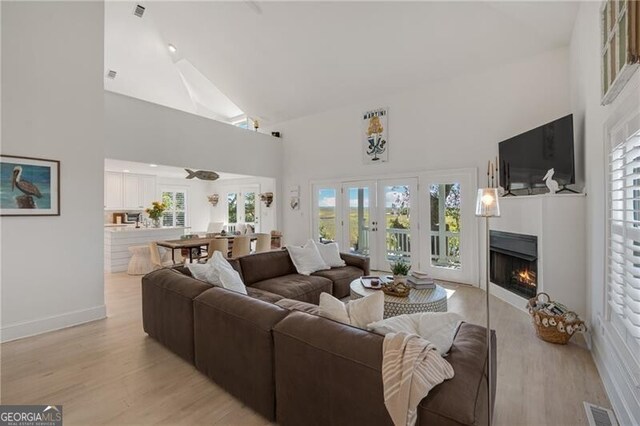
[352,227,460,267]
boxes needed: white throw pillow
[209,251,247,295]
[187,263,210,282]
[313,241,346,268]
[319,291,384,329]
[286,240,330,275]
[368,312,463,356]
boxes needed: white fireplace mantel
[486,193,586,316]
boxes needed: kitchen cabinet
[104,172,123,210]
[105,172,156,210]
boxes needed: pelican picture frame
[0,155,60,216]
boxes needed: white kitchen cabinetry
[104,172,123,210]
[105,172,156,210]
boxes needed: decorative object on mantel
[185,169,220,181]
[362,108,389,164]
[289,185,300,210]
[527,292,586,345]
[145,201,167,228]
[601,0,639,105]
[0,154,60,216]
[207,194,219,206]
[259,192,274,207]
[475,186,500,426]
[542,168,560,195]
[390,259,411,285]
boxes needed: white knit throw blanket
[382,332,455,426]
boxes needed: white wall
[209,176,278,233]
[570,3,640,424]
[104,91,283,179]
[0,2,105,341]
[271,47,572,245]
[156,176,213,232]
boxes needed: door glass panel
[227,193,238,224]
[430,183,461,269]
[317,188,337,242]
[383,185,411,264]
[244,192,256,224]
[348,186,371,256]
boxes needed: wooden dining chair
[207,238,230,260]
[254,233,271,253]
[231,235,251,258]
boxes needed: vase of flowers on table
[145,201,167,228]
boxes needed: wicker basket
[527,292,586,345]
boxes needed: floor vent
[106,70,117,79]
[584,402,618,426]
[133,4,145,18]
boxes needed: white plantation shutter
[608,118,640,342]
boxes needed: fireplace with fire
[489,230,538,299]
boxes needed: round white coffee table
[350,278,448,318]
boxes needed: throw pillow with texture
[313,241,346,268]
[187,263,210,282]
[286,240,329,275]
[209,251,247,295]
[319,291,384,329]
[368,312,463,356]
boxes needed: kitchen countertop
[104,226,191,233]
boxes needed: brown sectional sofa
[141,249,497,425]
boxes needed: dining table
[156,234,259,264]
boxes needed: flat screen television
[499,114,575,190]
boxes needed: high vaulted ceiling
[105,1,579,125]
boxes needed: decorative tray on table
[360,276,385,290]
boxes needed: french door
[226,185,260,232]
[312,171,476,279]
[376,179,419,271]
[418,170,477,285]
[312,179,417,271]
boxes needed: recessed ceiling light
[168,44,177,53]
[123,169,130,173]
[149,164,158,167]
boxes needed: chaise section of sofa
[273,311,497,426]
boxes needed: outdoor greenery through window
[318,188,337,242]
[244,192,256,223]
[162,190,186,227]
[384,185,411,263]
[228,193,238,223]
[430,183,461,269]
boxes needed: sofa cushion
[239,250,297,285]
[247,287,284,304]
[276,298,323,316]
[252,274,332,304]
[312,266,364,299]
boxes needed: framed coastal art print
[0,155,60,216]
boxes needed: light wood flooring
[1,273,611,425]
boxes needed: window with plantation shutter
[608,124,640,345]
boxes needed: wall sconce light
[260,192,274,208]
[207,194,219,206]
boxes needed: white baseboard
[1,305,107,343]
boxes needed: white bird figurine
[543,168,559,194]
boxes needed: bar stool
[128,245,154,275]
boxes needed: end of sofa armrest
[340,253,370,275]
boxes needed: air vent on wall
[106,70,117,79]
[133,4,145,18]
[583,402,617,426]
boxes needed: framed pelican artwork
[0,155,60,216]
